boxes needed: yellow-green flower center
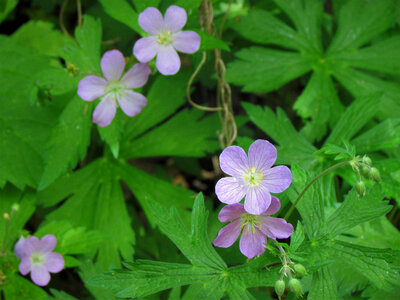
[31,253,45,265]
[243,168,264,186]
[240,214,261,234]
[157,31,173,46]
[106,81,125,101]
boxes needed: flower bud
[289,278,303,297]
[355,181,366,197]
[275,280,285,298]
[294,264,307,276]
[362,155,372,166]
[361,166,370,179]
[370,168,381,182]
[3,212,9,220]
[11,203,20,212]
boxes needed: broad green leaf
[98,110,124,158]
[0,0,17,23]
[39,96,93,189]
[121,109,219,159]
[328,240,400,291]
[182,281,225,300]
[274,0,324,53]
[196,30,230,51]
[295,69,343,142]
[290,221,305,252]
[351,119,400,153]
[50,289,78,300]
[1,273,48,300]
[12,20,69,57]
[229,9,303,51]
[226,47,313,92]
[321,186,391,238]
[327,0,396,53]
[174,0,202,10]
[329,36,400,75]
[242,103,316,166]
[325,93,381,145]
[98,0,142,34]
[131,0,160,12]
[308,266,338,300]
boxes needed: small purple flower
[14,235,64,286]
[133,5,201,75]
[213,198,293,258]
[78,49,151,127]
[215,139,292,215]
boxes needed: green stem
[284,161,350,220]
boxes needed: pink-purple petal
[164,5,187,32]
[239,226,266,259]
[23,237,40,256]
[117,90,147,117]
[19,257,31,275]
[101,50,126,81]
[156,45,181,75]
[173,31,200,54]
[133,37,159,63]
[263,196,281,216]
[248,139,277,172]
[92,95,117,127]
[30,264,50,286]
[38,235,57,253]
[213,219,242,248]
[244,187,271,215]
[215,177,246,205]
[218,203,246,222]
[219,145,249,177]
[262,166,292,193]
[260,217,294,239]
[44,252,64,273]
[138,7,164,35]
[77,76,107,101]
[14,236,26,259]
[121,63,151,89]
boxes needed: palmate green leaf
[242,102,316,166]
[320,186,391,239]
[226,47,314,93]
[121,109,220,159]
[327,0,396,53]
[308,266,338,300]
[0,36,56,189]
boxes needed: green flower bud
[355,181,366,197]
[370,168,381,182]
[11,203,20,212]
[362,155,372,166]
[289,278,303,297]
[275,280,285,298]
[294,264,307,276]
[361,166,370,179]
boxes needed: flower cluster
[77,5,200,127]
[14,235,64,286]
[213,140,293,258]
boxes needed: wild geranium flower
[78,49,151,127]
[133,5,201,75]
[216,139,292,215]
[213,198,293,258]
[14,235,64,286]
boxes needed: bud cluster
[351,155,381,197]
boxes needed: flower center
[243,168,264,186]
[106,81,125,101]
[157,31,173,46]
[240,214,261,234]
[31,252,45,265]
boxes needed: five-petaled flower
[133,5,201,75]
[213,198,293,258]
[216,139,292,215]
[78,49,151,127]
[14,235,64,286]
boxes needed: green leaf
[308,266,338,300]
[174,0,202,10]
[325,93,381,145]
[1,273,48,300]
[131,0,160,12]
[290,221,305,252]
[321,186,391,238]
[226,47,313,92]
[0,0,18,24]
[121,109,219,159]
[351,119,400,153]
[98,110,124,158]
[327,0,396,53]
[98,0,142,34]
[242,103,316,166]
[318,142,355,161]
[229,9,303,51]
[196,30,230,51]
[39,96,93,189]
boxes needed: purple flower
[215,139,292,215]
[14,235,64,286]
[133,5,201,75]
[213,198,293,258]
[78,49,151,127]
